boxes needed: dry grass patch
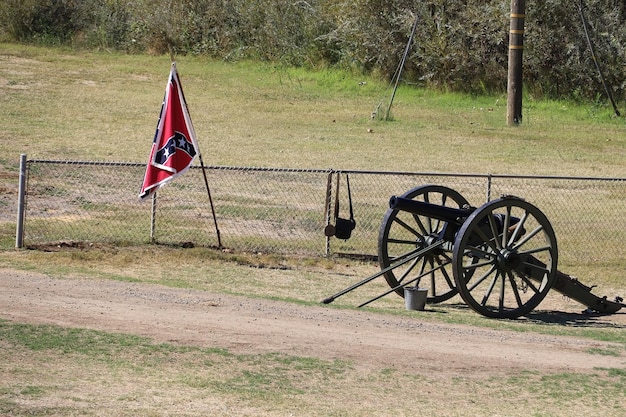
[1,321,624,417]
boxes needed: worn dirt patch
[1,268,625,379]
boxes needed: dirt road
[2,268,625,378]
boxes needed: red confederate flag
[139,63,199,200]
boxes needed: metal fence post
[324,170,334,256]
[150,191,157,242]
[15,154,27,248]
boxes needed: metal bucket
[404,287,428,311]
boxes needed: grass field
[1,42,625,176]
[1,43,625,416]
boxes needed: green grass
[1,320,624,416]
[1,42,625,177]
[0,43,625,416]
[0,321,148,354]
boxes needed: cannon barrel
[389,196,474,225]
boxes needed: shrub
[0,0,93,45]
[0,0,624,102]
[525,0,626,102]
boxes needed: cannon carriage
[323,185,625,319]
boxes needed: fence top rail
[27,159,146,167]
[26,159,331,174]
[194,165,332,174]
[332,169,626,182]
[24,158,626,182]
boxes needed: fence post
[150,191,157,242]
[324,170,334,256]
[15,154,27,248]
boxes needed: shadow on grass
[523,309,626,329]
[424,301,626,330]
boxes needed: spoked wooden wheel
[378,185,470,303]
[452,197,558,319]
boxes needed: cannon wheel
[378,184,470,303]
[452,197,558,319]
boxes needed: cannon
[322,185,625,319]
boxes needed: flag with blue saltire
[139,62,199,200]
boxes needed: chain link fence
[10,158,626,272]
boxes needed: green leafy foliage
[0,0,624,101]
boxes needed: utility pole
[507,0,526,126]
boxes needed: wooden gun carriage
[323,185,625,319]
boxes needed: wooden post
[507,0,526,126]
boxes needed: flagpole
[197,154,222,248]
[170,59,223,248]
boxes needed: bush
[0,0,92,45]
[525,0,626,102]
[0,0,624,102]
[326,0,625,100]
[86,0,134,51]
